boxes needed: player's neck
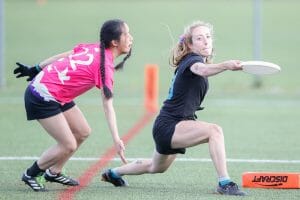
[110,47,122,59]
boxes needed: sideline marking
[1,157,300,164]
[1,96,300,107]
[58,112,155,200]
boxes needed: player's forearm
[102,95,121,142]
[190,62,226,77]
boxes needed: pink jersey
[30,43,115,104]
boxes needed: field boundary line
[1,156,300,164]
[1,97,300,106]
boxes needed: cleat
[21,172,46,192]
[44,169,79,186]
[101,169,128,187]
[216,182,247,196]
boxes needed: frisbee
[241,61,281,75]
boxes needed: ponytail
[100,40,113,99]
[169,36,190,67]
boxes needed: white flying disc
[241,61,281,75]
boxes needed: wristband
[34,64,42,72]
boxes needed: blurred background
[0,1,300,199]
[2,0,300,98]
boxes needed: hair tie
[179,34,185,44]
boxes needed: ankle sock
[110,169,121,178]
[26,161,45,177]
[219,177,231,186]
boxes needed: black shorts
[24,86,75,120]
[152,115,186,155]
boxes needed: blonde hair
[169,21,214,67]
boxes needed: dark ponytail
[100,39,113,99]
[100,19,131,99]
[115,49,132,71]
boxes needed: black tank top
[159,53,209,120]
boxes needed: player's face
[189,26,212,57]
[118,23,133,54]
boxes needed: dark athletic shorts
[152,115,186,155]
[24,86,75,120]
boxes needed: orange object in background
[242,172,300,189]
[144,64,159,113]
[36,0,47,5]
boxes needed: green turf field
[1,0,300,199]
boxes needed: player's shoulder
[77,42,99,47]
[177,53,204,72]
[184,53,204,63]
[73,42,100,52]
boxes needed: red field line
[58,111,156,200]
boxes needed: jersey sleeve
[104,63,114,91]
[177,53,204,76]
[94,47,114,92]
[95,63,114,92]
[185,54,204,69]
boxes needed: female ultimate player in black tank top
[153,52,208,154]
[102,21,246,196]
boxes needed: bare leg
[37,114,77,170]
[171,120,229,178]
[114,150,177,175]
[48,105,91,173]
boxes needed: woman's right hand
[114,139,127,164]
[222,60,243,71]
[13,62,41,81]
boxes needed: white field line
[0,97,300,107]
[1,157,300,164]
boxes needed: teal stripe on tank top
[167,73,177,100]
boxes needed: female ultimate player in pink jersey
[13,19,133,192]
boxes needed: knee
[209,124,223,139]
[148,163,168,174]
[61,140,77,155]
[149,167,166,174]
[152,167,167,173]
[76,126,92,144]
